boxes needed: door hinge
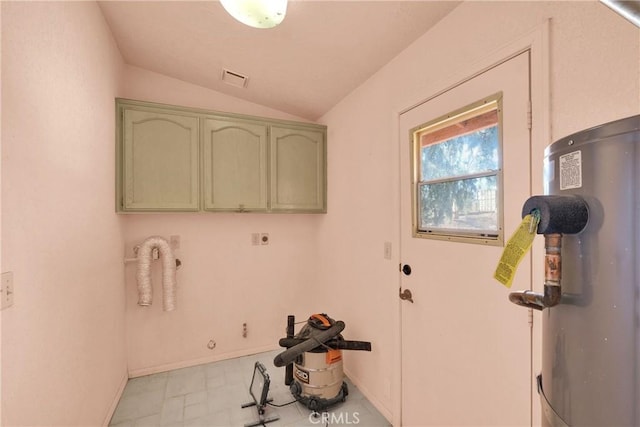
[527,100,532,130]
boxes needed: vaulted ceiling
[98,1,460,120]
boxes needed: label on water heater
[559,150,582,190]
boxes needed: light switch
[384,242,392,260]
[1,272,14,310]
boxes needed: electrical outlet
[1,272,14,310]
[260,233,269,245]
[170,235,181,250]
[251,233,260,246]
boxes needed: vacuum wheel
[340,382,349,402]
[307,398,320,411]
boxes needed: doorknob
[399,288,414,303]
[401,264,412,275]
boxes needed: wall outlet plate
[1,272,14,310]
[170,235,181,250]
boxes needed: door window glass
[411,94,503,244]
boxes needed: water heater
[511,114,640,426]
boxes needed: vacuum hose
[273,321,346,367]
[285,315,295,385]
[278,338,372,351]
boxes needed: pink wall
[1,3,327,422]
[120,66,324,375]
[317,1,639,423]
[121,213,323,375]
[2,1,638,425]
[123,65,308,123]
[1,2,127,425]
[0,3,4,423]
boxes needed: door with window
[399,52,532,426]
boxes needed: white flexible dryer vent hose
[136,236,177,311]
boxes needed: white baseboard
[343,367,392,423]
[102,371,128,426]
[128,344,279,378]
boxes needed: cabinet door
[202,118,268,211]
[122,109,199,211]
[270,126,326,212]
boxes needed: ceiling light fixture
[220,0,287,29]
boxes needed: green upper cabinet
[202,118,268,212]
[116,99,327,213]
[120,107,200,211]
[270,126,326,212]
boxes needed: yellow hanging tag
[494,212,539,288]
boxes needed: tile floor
[109,350,391,426]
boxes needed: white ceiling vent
[221,68,249,88]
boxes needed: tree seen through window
[413,96,502,240]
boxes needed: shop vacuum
[273,314,371,411]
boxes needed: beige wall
[120,66,323,375]
[1,2,127,425]
[317,1,639,423]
